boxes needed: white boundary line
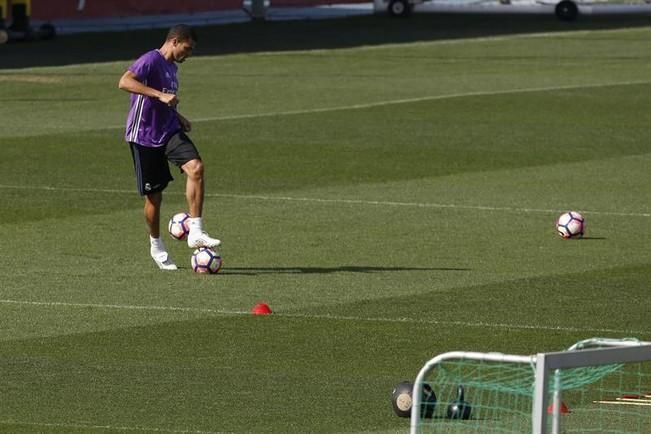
[8,77,651,137]
[88,79,651,130]
[0,420,220,433]
[187,80,651,125]
[0,299,648,335]
[9,79,647,132]
[0,299,246,315]
[200,192,651,217]
[0,183,649,217]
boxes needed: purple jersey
[125,50,181,147]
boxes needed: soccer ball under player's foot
[191,247,222,274]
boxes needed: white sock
[188,217,204,234]
[150,236,166,254]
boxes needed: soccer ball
[556,211,585,239]
[191,247,223,274]
[391,381,436,418]
[168,212,190,240]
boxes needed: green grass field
[1,13,651,433]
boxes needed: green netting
[414,355,651,433]
[555,364,624,391]
[435,361,536,396]
[433,361,626,397]
[417,359,535,433]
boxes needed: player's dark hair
[166,24,197,43]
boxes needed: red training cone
[251,303,272,315]
[547,401,571,414]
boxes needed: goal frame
[410,338,651,434]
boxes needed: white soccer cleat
[151,251,178,271]
[187,231,221,249]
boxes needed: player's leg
[144,192,177,270]
[129,142,177,270]
[182,158,204,219]
[182,158,220,248]
[144,191,162,239]
[165,132,221,248]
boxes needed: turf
[1,13,651,433]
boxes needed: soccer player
[119,24,220,270]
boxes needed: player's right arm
[118,70,178,107]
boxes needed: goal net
[410,338,651,434]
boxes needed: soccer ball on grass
[191,247,223,274]
[556,211,585,239]
[168,212,191,240]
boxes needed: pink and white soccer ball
[191,247,223,274]
[556,211,585,239]
[168,212,191,240]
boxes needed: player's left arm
[176,111,192,133]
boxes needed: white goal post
[410,338,651,434]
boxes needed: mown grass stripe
[1,299,647,335]
[0,184,648,217]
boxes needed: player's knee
[184,159,204,180]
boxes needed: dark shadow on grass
[220,265,470,275]
[3,13,651,68]
[579,236,607,240]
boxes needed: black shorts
[129,131,201,196]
